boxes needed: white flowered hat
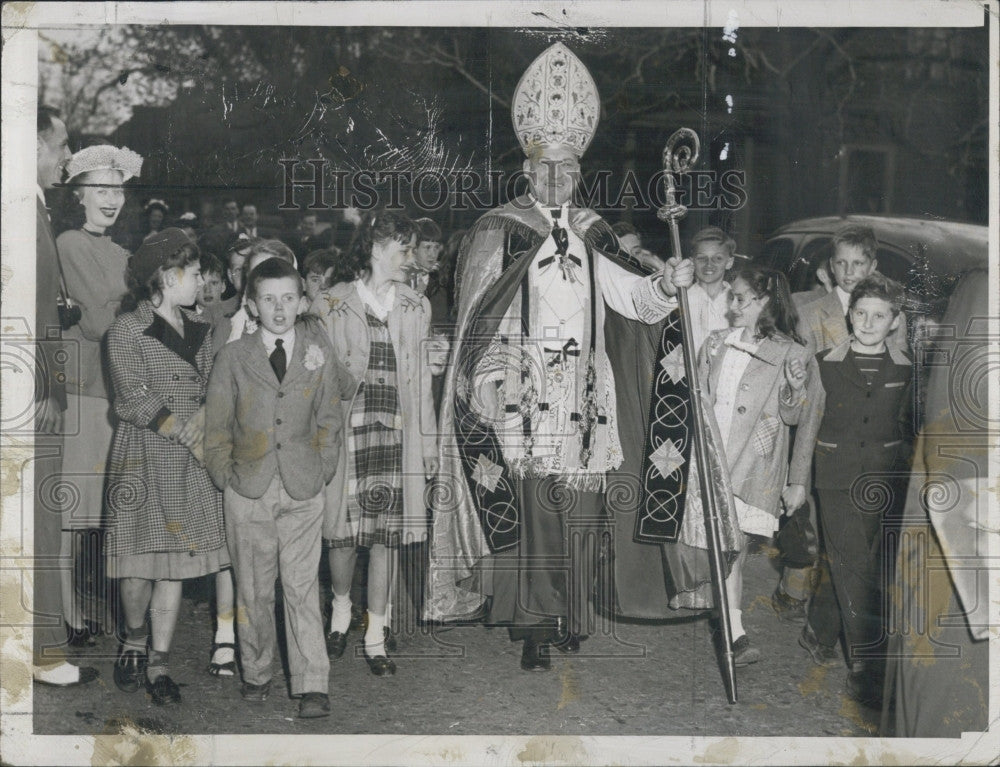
[65,144,143,183]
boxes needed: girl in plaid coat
[104,229,229,705]
[697,266,811,667]
[311,210,437,677]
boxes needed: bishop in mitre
[425,43,696,671]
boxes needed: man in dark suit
[286,212,334,263]
[33,106,99,687]
[238,203,277,240]
[219,198,241,234]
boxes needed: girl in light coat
[698,265,811,666]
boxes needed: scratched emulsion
[90,718,198,766]
[516,735,587,765]
[691,737,742,764]
[1,443,41,706]
[556,662,580,710]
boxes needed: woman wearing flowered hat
[55,143,143,646]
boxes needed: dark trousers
[33,434,67,665]
[808,488,885,658]
[486,477,606,643]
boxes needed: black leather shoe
[798,624,840,667]
[298,692,331,719]
[113,650,146,693]
[364,652,397,677]
[552,616,585,654]
[520,640,551,672]
[846,663,883,708]
[240,679,271,702]
[145,674,181,706]
[552,633,582,654]
[325,631,348,659]
[34,665,100,688]
[66,621,98,648]
[771,587,807,624]
[732,635,761,667]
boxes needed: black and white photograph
[1,2,996,765]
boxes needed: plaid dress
[330,312,405,549]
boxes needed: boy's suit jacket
[798,287,908,355]
[204,319,352,501]
[699,329,810,516]
[310,280,436,542]
[791,285,828,309]
[789,339,913,491]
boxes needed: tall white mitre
[511,42,600,158]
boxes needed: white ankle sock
[364,611,386,655]
[329,592,352,634]
[730,609,745,640]
[215,615,235,644]
[34,662,81,685]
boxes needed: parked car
[758,214,989,427]
[759,214,987,310]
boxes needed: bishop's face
[524,144,580,207]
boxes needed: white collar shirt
[687,281,731,356]
[835,286,851,315]
[355,279,396,322]
[260,326,295,360]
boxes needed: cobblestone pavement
[33,542,881,738]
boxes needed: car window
[795,238,833,293]
[761,236,795,273]
[874,247,911,284]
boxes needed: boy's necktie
[270,338,286,383]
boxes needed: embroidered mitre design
[512,43,600,158]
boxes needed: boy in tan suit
[205,257,351,718]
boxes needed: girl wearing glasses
[698,265,811,667]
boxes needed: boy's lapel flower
[304,344,325,371]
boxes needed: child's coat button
[737,406,746,414]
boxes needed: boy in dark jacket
[789,273,913,706]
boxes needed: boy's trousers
[225,476,329,695]
[810,488,886,661]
